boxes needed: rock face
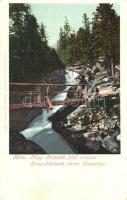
[66,104,120,153]
[50,62,120,154]
[10,131,46,154]
[50,105,120,154]
[102,136,119,153]
[10,108,42,132]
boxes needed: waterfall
[21,70,78,154]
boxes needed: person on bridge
[45,96,53,110]
[44,85,53,111]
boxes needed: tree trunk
[111,58,115,79]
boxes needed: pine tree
[23,13,44,77]
[64,16,71,37]
[69,31,77,64]
[39,23,48,47]
[92,4,120,76]
[76,13,91,65]
[9,3,31,81]
[9,3,64,82]
[57,17,71,64]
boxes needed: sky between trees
[9,3,120,82]
[30,4,120,47]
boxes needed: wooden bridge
[10,83,86,111]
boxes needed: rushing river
[21,70,78,154]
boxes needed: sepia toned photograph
[9,3,120,154]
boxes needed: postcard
[0,1,127,200]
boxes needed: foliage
[9,3,120,82]
[9,3,64,82]
[57,17,72,64]
[57,4,120,75]
[92,4,120,75]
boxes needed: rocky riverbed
[49,63,120,154]
[49,105,120,154]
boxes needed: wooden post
[30,91,32,107]
[46,85,49,97]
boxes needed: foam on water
[21,70,78,153]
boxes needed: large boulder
[102,136,120,153]
[9,131,46,154]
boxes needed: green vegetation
[9,3,120,82]
[69,105,120,128]
[9,3,64,82]
[57,4,120,75]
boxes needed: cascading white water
[21,70,78,154]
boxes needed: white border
[0,1,127,200]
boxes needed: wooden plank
[10,83,84,86]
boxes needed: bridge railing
[10,83,85,110]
